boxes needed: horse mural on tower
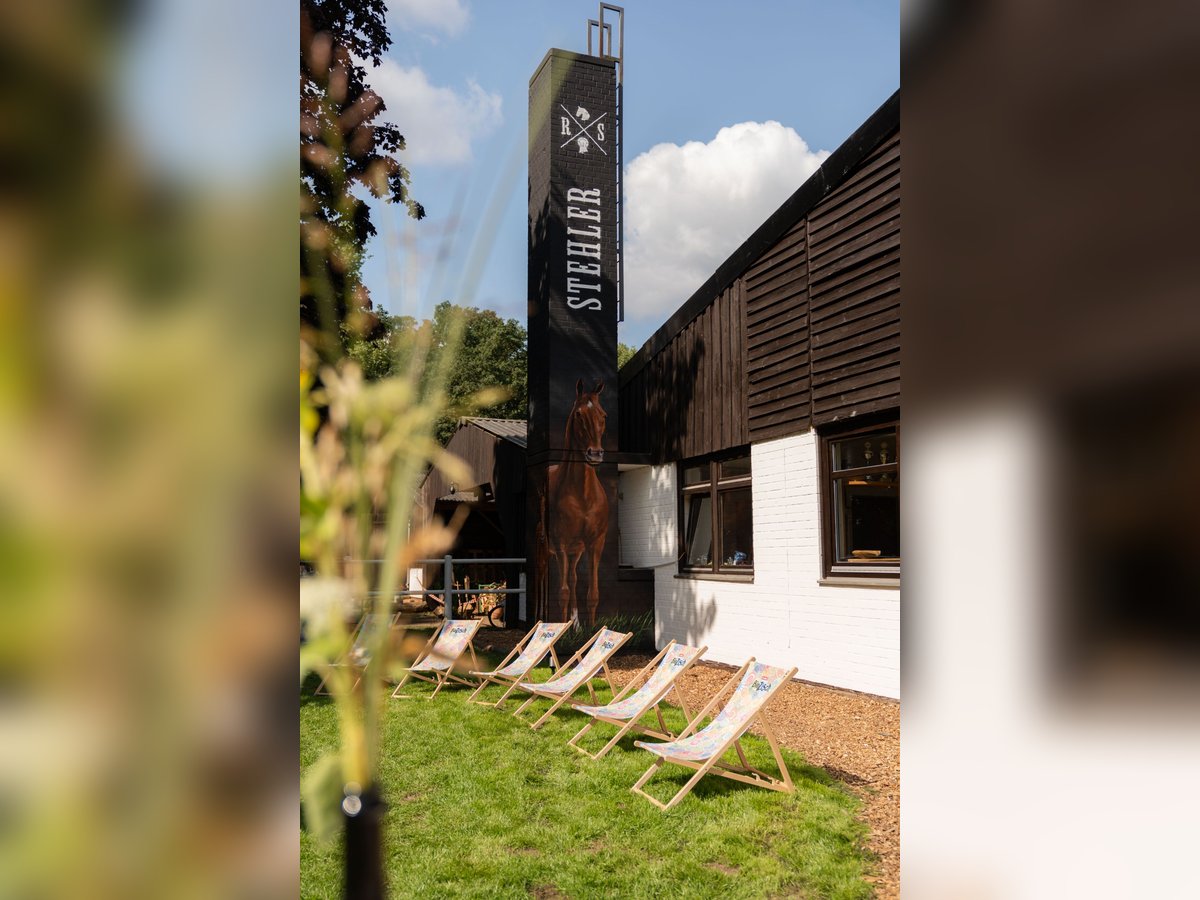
[545,378,609,626]
[532,484,549,622]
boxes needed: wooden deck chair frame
[510,628,632,730]
[630,658,799,811]
[314,611,400,696]
[566,641,708,760]
[390,618,482,700]
[466,620,569,709]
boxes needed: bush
[553,611,656,657]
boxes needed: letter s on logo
[567,296,602,312]
[597,123,605,142]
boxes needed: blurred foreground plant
[299,338,470,818]
[299,2,476,869]
[298,4,522,896]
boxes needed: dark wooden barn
[414,418,528,604]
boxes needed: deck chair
[630,658,798,810]
[510,627,632,730]
[314,611,398,696]
[390,618,482,700]
[567,641,707,760]
[466,620,571,709]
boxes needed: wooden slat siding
[723,283,740,449]
[422,427,490,501]
[808,130,900,426]
[698,313,708,457]
[618,365,643,452]
[734,284,750,449]
[745,213,811,442]
[617,283,751,464]
[617,99,899,457]
[729,282,744,449]
[808,261,900,326]
[746,283,807,336]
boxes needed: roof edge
[619,89,900,388]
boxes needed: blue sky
[122,0,896,350]
[364,1,898,350]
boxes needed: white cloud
[367,60,502,166]
[388,0,470,38]
[622,121,829,331]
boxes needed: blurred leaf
[300,635,343,683]
[301,751,345,846]
[471,386,509,408]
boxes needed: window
[821,421,900,577]
[679,451,754,575]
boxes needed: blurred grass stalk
[297,3,523,873]
[0,2,303,898]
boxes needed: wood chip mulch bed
[476,626,899,899]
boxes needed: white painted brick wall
[620,432,900,699]
[617,466,677,567]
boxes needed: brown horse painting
[532,484,549,621]
[546,378,609,626]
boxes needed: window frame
[677,449,754,577]
[819,418,901,579]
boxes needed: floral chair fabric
[635,661,791,761]
[519,627,624,695]
[485,622,570,679]
[574,642,703,720]
[346,613,390,665]
[412,619,481,672]
[314,612,397,696]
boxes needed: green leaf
[301,751,346,846]
[300,642,333,683]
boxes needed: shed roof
[462,417,528,448]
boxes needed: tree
[346,302,529,444]
[617,341,638,370]
[343,310,418,381]
[436,303,527,442]
[301,0,424,361]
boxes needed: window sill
[675,572,755,584]
[818,576,900,589]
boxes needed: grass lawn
[301,657,874,899]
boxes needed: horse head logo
[569,378,606,465]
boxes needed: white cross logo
[559,104,608,156]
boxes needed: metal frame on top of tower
[587,4,625,323]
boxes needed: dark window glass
[831,430,897,471]
[832,475,899,564]
[719,456,752,480]
[683,494,713,566]
[679,451,754,575]
[823,423,900,576]
[719,488,754,568]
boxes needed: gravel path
[475,627,900,899]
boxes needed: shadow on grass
[303,673,875,898]
[629,751,838,808]
[300,672,333,707]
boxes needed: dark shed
[416,418,528,602]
